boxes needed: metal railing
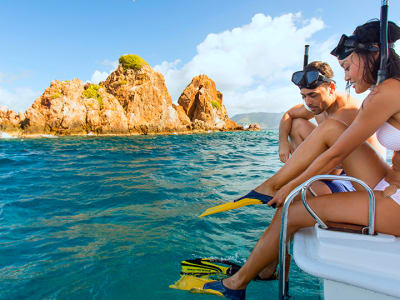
[278,175,376,300]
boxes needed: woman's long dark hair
[352,20,400,84]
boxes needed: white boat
[279,174,400,300]
[293,224,400,300]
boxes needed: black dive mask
[291,70,334,89]
[330,34,379,60]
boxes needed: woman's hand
[268,183,296,208]
[383,167,400,198]
[385,168,400,187]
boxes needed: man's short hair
[304,61,334,79]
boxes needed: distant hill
[231,112,284,129]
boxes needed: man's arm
[278,104,314,162]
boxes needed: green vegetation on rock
[83,84,104,110]
[119,80,127,85]
[51,93,62,99]
[211,100,221,110]
[119,54,148,71]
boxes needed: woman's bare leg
[255,119,388,196]
[223,191,400,290]
[256,182,331,279]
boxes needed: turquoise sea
[0,131,322,299]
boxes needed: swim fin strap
[199,190,273,218]
[180,258,241,277]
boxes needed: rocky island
[0,55,244,137]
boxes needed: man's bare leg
[289,118,316,150]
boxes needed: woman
[197,20,400,300]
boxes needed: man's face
[299,85,331,115]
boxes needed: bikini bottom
[374,178,400,206]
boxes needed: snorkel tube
[302,45,313,112]
[303,45,310,69]
[377,0,389,85]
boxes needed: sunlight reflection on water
[0,131,321,299]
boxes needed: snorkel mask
[291,70,334,89]
[330,34,379,60]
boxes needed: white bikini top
[376,121,400,151]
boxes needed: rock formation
[178,75,240,131]
[0,106,23,132]
[0,54,242,136]
[103,64,190,134]
[247,123,261,131]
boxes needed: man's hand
[278,141,291,163]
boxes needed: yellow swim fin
[199,190,274,218]
[199,198,262,218]
[169,275,223,297]
[180,258,241,277]
[169,275,210,290]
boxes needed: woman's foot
[202,279,246,300]
[235,190,275,208]
[254,180,277,197]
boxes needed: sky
[1,0,399,116]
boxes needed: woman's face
[339,53,370,94]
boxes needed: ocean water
[0,131,322,299]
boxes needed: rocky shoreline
[0,55,261,138]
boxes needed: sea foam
[40,134,58,138]
[0,132,16,139]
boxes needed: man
[277,61,385,195]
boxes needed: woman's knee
[318,119,347,134]
[286,201,316,233]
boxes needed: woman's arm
[269,80,400,206]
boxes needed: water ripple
[0,131,321,299]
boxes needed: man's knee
[290,118,315,141]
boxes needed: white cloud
[89,59,118,84]
[90,70,109,84]
[154,13,326,115]
[7,71,33,83]
[223,85,299,114]
[0,86,39,113]
[101,59,118,70]
[0,71,39,112]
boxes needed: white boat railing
[278,175,376,300]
